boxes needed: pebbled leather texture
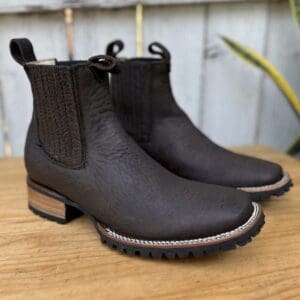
[110,42,284,188]
[14,38,256,241]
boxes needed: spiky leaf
[290,0,300,28]
[222,36,300,120]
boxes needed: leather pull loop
[88,55,119,73]
[10,38,37,66]
[106,40,124,57]
[148,42,171,61]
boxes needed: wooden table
[0,146,299,300]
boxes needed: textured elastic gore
[113,62,152,143]
[27,65,84,168]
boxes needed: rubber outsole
[96,215,265,259]
[29,204,265,259]
[246,179,293,202]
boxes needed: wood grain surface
[0,146,299,299]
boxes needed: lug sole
[27,178,265,259]
[239,172,292,201]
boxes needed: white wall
[0,0,299,156]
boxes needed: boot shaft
[26,62,85,167]
[109,41,183,144]
[10,39,114,169]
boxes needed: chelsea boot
[107,40,292,201]
[10,38,264,259]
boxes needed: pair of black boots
[10,38,292,259]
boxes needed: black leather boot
[107,40,292,201]
[10,38,264,259]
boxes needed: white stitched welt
[104,202,260,246]
[238,172,289,193]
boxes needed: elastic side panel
[26,65,84,168]
[112,62,152,143]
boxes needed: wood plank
[0,0,277,14]
[143,4,206,125]
[257,1,300,151]
[0,12,68,156]
[73,7,136,59]
[0,146,299,299]
[201,2,269,146]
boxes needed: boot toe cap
[204,189,254,236]
[224,152,285,188]
[255,162,283,187]
[238,159,283,188]
[166,186,255,241]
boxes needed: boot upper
[11,38,256,241]
[109,41,284,189]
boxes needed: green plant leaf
[222,36,300,120]
[287,136,300,155]
[290,0,300,28]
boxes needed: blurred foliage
[222,37,300,120]
[222,1,300,156]
[290,0,300,28]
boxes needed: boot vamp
[87,114,254,240]
[148,114,283,188]
[26,112,253,240]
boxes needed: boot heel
[27,181,82,224]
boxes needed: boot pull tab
[88,55,119,73]
[106,40,124,58]
[148,42,171,61]
[10,38,37,66]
